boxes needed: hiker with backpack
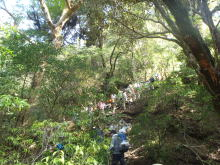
[109,128,130,165]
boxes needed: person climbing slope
[97,101,106,113]
[111,94,117,113]
[109,129,130,165]
[122,91,128,110]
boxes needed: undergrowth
[130,69,219,165]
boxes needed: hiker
[124,123,132,132]
[47,142,55,153]
[88,105,94,114]
[106,103,112,110]
[109,124,118,133]
[109,129,129,165]
[122,91,128,110]
[126,86,133,103]
[148,77,155,90]
[97,101,106,113]
[133,83,141,99]
[111,94,117,113]
[118,119,126,128]
[88,102,94,112]
[130,84,137,102]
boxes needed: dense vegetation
[0,0,220,164]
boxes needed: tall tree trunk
[29,0,81,104]
[158,0,220,106]
[52,25,63,48]
[199,0,220,64]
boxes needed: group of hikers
[52,75,159,165]
[84,76,158,164]
[107,76,159,164]
[87,76,158,164]
[84,75,158,115]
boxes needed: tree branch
[216,19,220,28]
[112,17,169,38]
[111,52,123,76]
[39,0,55,28]
[0,7,18,26]
[110,38,120,69]
[65,0,71,9]
[55,2,81,27]
[191,8,202,17]
[132,35,181,45]
[211,4,220,15]
[153,0,182,39]
[17,31,35,44]
[0,0,18,26]
[112,15,182,46]
[199,0,220,59]
[144,18,171,32]
[119,7,171,32]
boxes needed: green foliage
[1,0,220,164]
[131,68,214,163]
[0,95,31,164]
[45,0,65,20]
[33,46,106,119]
[2,30,57,73]
[31,114,111,164]
[0,27,59,99]
[1,110,112,164]
[0,46,14,69]
[0,95,29,112]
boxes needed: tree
[150,0,220,109]
[114,0,220,109]
[38,0,82,48]
[29,0,82,103]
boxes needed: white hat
[119,128,126,133]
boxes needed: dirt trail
[116,96,150,165]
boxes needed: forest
[0,0,220,165]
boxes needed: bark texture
[152,0,220,106]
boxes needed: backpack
[119,140,129,152]
[56,143,64,150]
[118,133,130,152]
